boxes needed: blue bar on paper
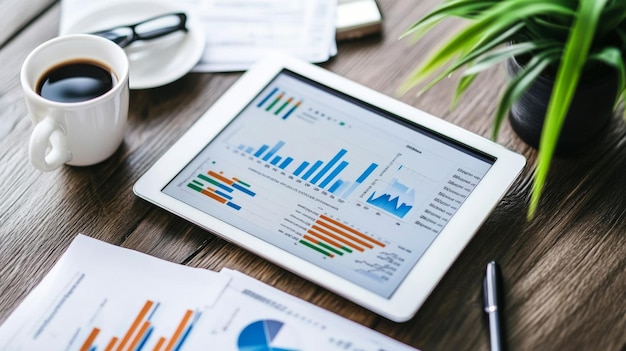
[237,144,245,151]
[271,156,282,165]
[147,302,160,321]
[257,87,278,108]
[279,157,293,169]
[320,161,349,188]
[245,146,254,153]
[357,163,378,183]
[329,180,343,193]
[311,149,347,185]
[294,161,310,176]
[173,312,202,351]
[302,161,323,181]
[136,326,154,351]
[262,141,285,161]
[254,145,269,158]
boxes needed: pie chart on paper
[237,319,301,351]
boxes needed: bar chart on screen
[298,214,386,258]
[230,136,379,200]
[186,168,256,211]
[256,86,303,120]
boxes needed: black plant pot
[506,58,619,155]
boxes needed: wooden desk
[1,1,624,350]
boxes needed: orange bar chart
[79,327,100,351]
[300,214,385,257]
[320,215,386,248]
[78,300,200,351]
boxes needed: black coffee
[37,60,115,103]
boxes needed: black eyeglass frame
[90,12,188,48]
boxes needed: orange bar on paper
[128,321,151,351]
[116,300,154,351]
[153,337,167,351]
[79,327,101,351]
[164,310,193,351]
[104,337,119,351]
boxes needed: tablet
[134,54,526,322]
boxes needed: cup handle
[29,117,72,171]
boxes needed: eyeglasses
[90,12,188,48]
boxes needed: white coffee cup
[21,34,129,171]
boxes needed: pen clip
[483,261,500,313]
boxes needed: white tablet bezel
[134,54,526,322]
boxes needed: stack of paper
[0,235,418,351]
[60,0,337,72]
[192,0,337,72]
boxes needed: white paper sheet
[210,268,420,351]
[0,235,418,350]
[0,234,231,351]
[60,0,337,73]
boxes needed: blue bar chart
[235,139,378,198]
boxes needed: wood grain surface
[1,1,625,350]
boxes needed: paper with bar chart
[163,70,494,297]
[0,236,419,351]
[0,235,231,351]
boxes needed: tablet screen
[163,69,495,298]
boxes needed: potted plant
[399,0,626,218]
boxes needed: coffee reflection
[37,59,115,103]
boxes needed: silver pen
[483,261,505,351]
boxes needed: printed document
[0,235,418,350]
[60,0,337,72]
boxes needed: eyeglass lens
[90,12,188,48]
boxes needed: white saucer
[62,1,206,89]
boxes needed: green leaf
[596,2,626,40]
[399,0,574,94]
[452,41,555,106]
[529,0,609,219]
[463,41,554,76]
[417,23,525,94]
[401,0,494,40]
[453,73,478,107]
